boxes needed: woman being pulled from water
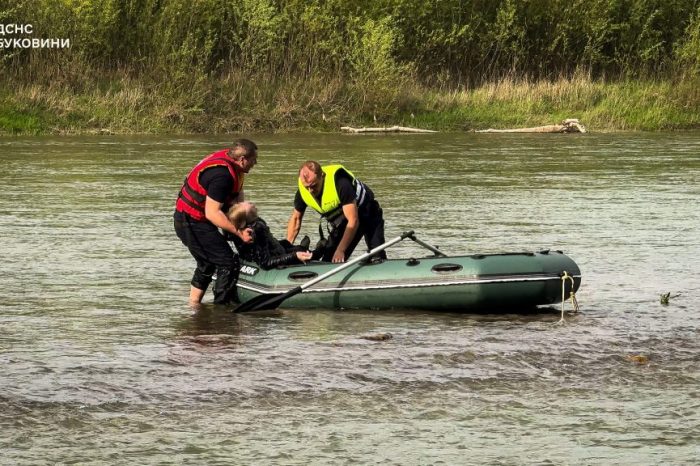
[227,202,313,269]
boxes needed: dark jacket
[233,218,303,269]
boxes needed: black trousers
[174,211,240,304]
[321,200,387,262]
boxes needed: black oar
[234,230,414,313]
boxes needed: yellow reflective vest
[298,164,362,221]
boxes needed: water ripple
[1,133,699,464]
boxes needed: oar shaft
[299,231,412,291]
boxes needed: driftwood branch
[341,125,437,133]
[476,118,587,134]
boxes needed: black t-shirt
[199,166,233,203]
[293,170,357,213]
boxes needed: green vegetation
[2,0,700,134]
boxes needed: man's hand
[238,227,254,243]
[332,249,346,263]
[295,251,313,263]
[331,202,358,263]
[205,197,254,243]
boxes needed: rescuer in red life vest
[174,139,258,306]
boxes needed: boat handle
[431,263,463,273]
[287,271,319,281]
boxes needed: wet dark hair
[229,138,258,158]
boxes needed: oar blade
[234,286,302,313]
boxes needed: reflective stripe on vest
[175,150,244,221]
[297,164,366,220]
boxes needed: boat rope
[559,271,580,323]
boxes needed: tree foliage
[2,0,700,84]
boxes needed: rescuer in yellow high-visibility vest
[286,161,387,263]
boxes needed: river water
[1,133,698,464]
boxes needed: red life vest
[175,150,244,221]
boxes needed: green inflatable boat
[235,231,581,312]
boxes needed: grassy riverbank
[2,73,700,135]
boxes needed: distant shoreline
[2,75,699,135]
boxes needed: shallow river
[1,133,698,464]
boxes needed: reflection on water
[1,133,699,464]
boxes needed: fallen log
[476,118,587,134]
[341,125,437,133]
